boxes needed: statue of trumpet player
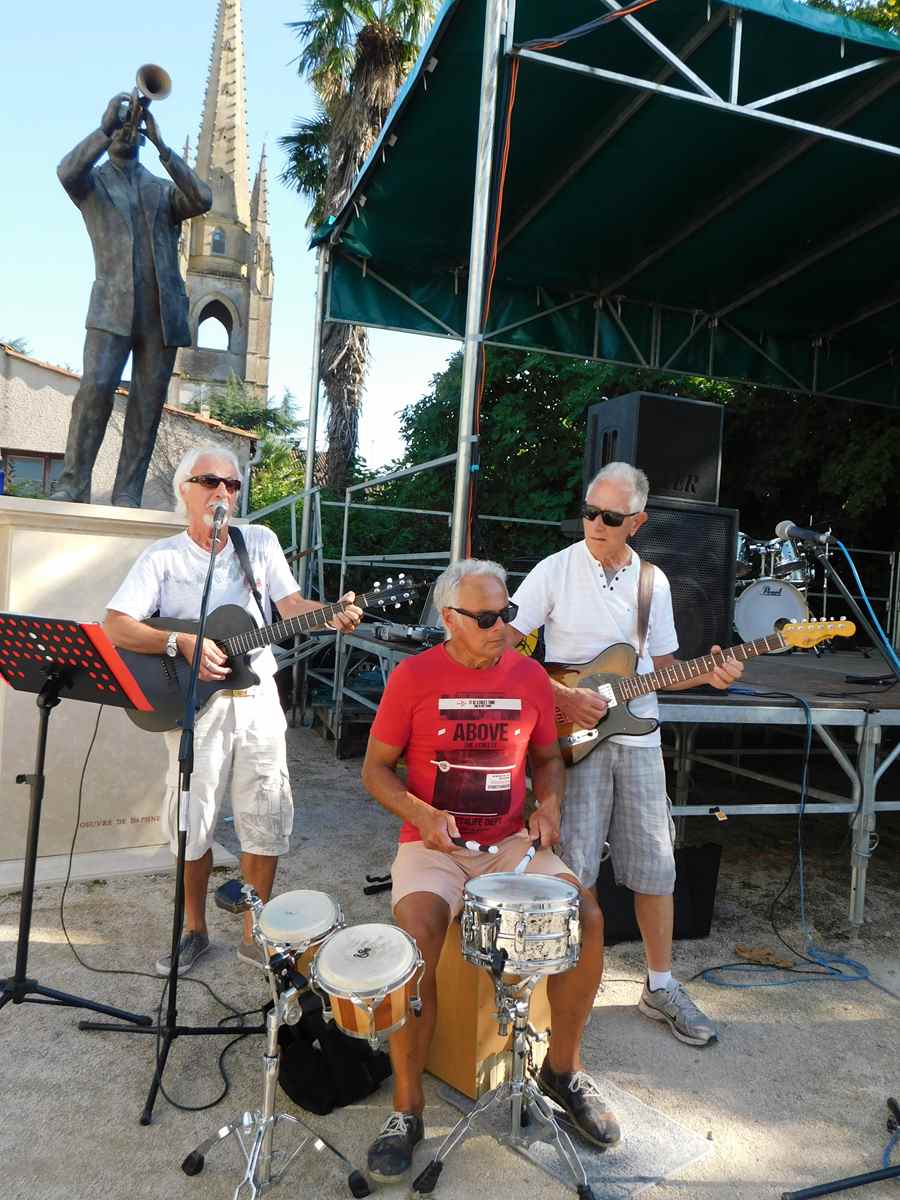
[52,76,212,507]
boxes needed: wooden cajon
[425,919,551,1099]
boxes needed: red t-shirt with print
[370,644,558,844]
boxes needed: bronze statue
[51,76,212,507]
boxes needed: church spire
[196,0,251,229]
[251,143,269,230]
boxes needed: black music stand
[0,613,152,1026]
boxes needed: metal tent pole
[449,0,508,563]
[299,245,329,596]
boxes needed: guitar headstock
[364,574,423,612]
[781,618,856,649]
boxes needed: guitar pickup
[562,729,601,748]
[595,684,617,708]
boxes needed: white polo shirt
[510,540,678,748]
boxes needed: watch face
[166,635,178,657]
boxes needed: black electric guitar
[120,576,423,733]
[545,619,855,766]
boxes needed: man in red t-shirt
[361,559,616,1184]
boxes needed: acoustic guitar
[545,619,855,766]
[119,576,422,733]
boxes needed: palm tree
[280,1,437,491]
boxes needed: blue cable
[834,539,900,677]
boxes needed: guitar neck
[613,632,786,701]
[219,591,374,655]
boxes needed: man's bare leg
[185,849,213,934]
[241,852,278,943]
[634,892,673,972]
[388,892,452,1114]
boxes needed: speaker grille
[630,499,738,661]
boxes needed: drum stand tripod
[181,885,369,1200]
[411,970,596,1200]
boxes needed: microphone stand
[808,542,900,686]
[80,509,265,1124]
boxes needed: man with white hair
[103,443,361,973]
[361,558,615,1185]
[507,462,743,1047]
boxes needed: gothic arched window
[197,299,233,351]
[211,227,226,256]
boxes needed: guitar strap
[228,526,268,626]
[636,558,655,660]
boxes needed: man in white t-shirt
[508,462,742,1046]
[104,443,362,975]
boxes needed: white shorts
[161,677,294,860]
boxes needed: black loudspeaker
[630,497,738,661]
[596,843,723,945]
[584,392,724,504]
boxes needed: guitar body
[118,605,262,733]
[545,643,659,766]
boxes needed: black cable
[58,703,267,1112]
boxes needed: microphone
[775,519,831,546]
[211,501,228,531]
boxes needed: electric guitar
[120,576,423,733]
[545,619,856,766]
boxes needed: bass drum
[734,579,809,648]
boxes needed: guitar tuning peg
[374,580,381,589]
[395,603,401,609]
[387,576,393,584]
[840,615,847,621]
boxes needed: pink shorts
[391,830,575,917]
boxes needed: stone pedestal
[0,496,236,885]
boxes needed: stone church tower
[168,0,274,410]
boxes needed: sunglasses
[448,602,519,630]
[188,474,242,494]
[580,504,639,527]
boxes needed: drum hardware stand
[78,514,266,1124]
[182,882,370,1199]
[780,1096,900,1198]
[809,545,900,685]
[411,959,596,1200]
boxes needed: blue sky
[0,0,457,469]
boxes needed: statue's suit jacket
[58,130,212,348]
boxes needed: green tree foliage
[806,0,900,31]
[203,375,301,437]
[0,336,30,353]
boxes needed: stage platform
[322,632,900,925]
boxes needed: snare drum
[461,873,581,977]
[257,890,343,958]
[309,924,424,1047]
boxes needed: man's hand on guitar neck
[551,679,609,727]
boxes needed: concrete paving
[2,722,899,1200]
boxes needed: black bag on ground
[596,843,722,945]
[277,992,392,1114]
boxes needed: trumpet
[118,63,172,139]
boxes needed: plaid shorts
[560,743,675,895]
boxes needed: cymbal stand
[411,969,596,1200]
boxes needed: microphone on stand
[211,501,228,533]
[775,519,831,546]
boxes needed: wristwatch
[165,632,179,658]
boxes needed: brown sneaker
[538,1061,621,1150]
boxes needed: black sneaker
[538,1061,621,1150]
[366,1111,424,1183]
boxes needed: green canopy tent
[300,0,900,567]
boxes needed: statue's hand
[101,93,132,138]
[141,108,167,155]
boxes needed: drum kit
[181,869,597,1200]
[734,531,814,646]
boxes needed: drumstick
[512,838,542,874]
[451,837,499,854]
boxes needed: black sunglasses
[188,474,242,494]
[580,504,639,527]
[448,602,519,630]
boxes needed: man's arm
[653,649,743,692]
[361,736,460,853]
[103,610,229,683]
[140,110,212,220]
[58,94,131,204]
[527,739,565,848]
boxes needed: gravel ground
[1,720,899,1200]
